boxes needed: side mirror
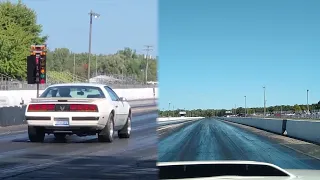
[119,97,127,101]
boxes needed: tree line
[0,0,157,82]
[159,101,320,117]
[46,47,157,82]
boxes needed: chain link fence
[248,110,320,120]
[0,73,157,90]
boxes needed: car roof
[47,83,109,88]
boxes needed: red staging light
[70,104,98,112]
[28,104,55,112]
[40,79,45,84]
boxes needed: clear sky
[18,0,157,57]
[159,0,320,110]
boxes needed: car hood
[157,161,320,180]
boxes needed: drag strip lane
[158,118,320,170]
[0,112,157,180]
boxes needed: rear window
[40,86,106,98]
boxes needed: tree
[159,100,320,118]
[267,106,274,113]
[45,47,158,83]
[293,104,301,113]
[0,0,47,79]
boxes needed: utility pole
[87,10,100,82]
[73,53,76,82]
[307,89,309,114]
[143,45,153,84]
[95,55,98,76]
[263,86,266,118]
[172,105,174,117]
[244,96,247,117]
[168,102,171,117]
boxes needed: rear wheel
[28,126,45,142]
[98,113,114,143]
[118,115,131,139]
[54,133,66,140]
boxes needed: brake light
[70,104,98,112]
[28,104,55,112]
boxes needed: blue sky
[159,0,320,110]
[19,0,157,56]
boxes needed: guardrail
[219,117,320,145]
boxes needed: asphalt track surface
[0,111,158,180]
[158,118,320,170]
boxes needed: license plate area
[54,117,69,126]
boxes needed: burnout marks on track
[221,119,320,160]
[159,118,320,170]
[158,119,203,162]
[0,112,158,179]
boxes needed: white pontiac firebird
[25,83,132,143]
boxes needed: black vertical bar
[37,83,39,98]
[27,56,36,84]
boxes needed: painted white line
[0,130,27,136]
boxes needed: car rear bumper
[40,126,102,135]
[26,116,105,130]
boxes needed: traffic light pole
[35,53,40,98]
[36,82,39,98]
[28,45,47,98]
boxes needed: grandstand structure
[0,71,157,90]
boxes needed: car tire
[118,114,131,139]
[28,126,45,142]
[54,133,66,140]
[98,112,114,143]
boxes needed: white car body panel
[24,83,131,134]
[157,161,320,180]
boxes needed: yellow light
[41,69,45,74]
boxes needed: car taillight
[28,104,55,112]
[70,104,98,112]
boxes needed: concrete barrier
[220,117,320,145]
[0,106,26,126]
[157,117,204,126]
[286,120,320,144]
[0,88,158,107]
[221,117,284,135]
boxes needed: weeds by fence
[0,72,157,90]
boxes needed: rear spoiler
[30,98,102,103]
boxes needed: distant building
[179,111,186,117]
[225,110,231,114]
